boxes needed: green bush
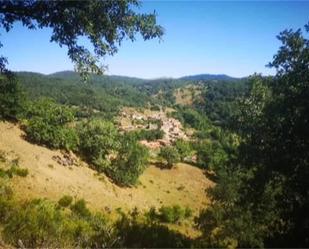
[58,195,73,208]
[175,139,192,161]
[77,119,119,172]
[108,135,149,186]
[1,166,29,178]
[12,167,29,177]
[3,199,64,248]
[158,205,185,223]
[159,146,180,168]
[130,129,164,141]
[116,211,192,248]
[0,73,25,120]
[1,196,118,248]
[144,205,192,224]
[70,199,91,218]
[23,99,78,150]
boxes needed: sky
[1,1,309,79]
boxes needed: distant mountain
[179,74,240,81]
[49,70,243,82]
[48,70,146,85]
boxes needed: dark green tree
[197,22,309,247]
[0,73,24,120]
[159,146,180,168]
[77,119,119,171]
[23,98,79,150]
[174,139,192,162]
[109,135,149,186]
[0,0,163,77]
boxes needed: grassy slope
[0,121,212,215]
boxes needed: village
[118,107,190,149]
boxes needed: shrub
[58,195,73,208]
[131,129,164,141]
[77,119,119,172]
[70,199,91,218]
[158,205,185,223]
[23,99,78,150]
[2,166,29,178]
[159,146,180,168]
[116,211,192,248]
[175,139,192,161]
[3,199,64,248]
[184,207,193,218]
[1,196,119,248]
[13,167,29,177]
[0,73,25,120]
[109,135,149,186]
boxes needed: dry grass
[174,84,203,106]
[0,121,212,215]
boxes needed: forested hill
[180,73,241,81]
[15,70,249,123]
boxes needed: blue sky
[1,1,308,79]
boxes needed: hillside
[180,73,240,81]
[0,121,212,213]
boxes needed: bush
[0,73,25,120]
[23,99,78,150]
[58,195,73,208]
[196,140,228,170]
[158,205,185,223]
[1,197,119,248]
[175,139,192,161]
[116,211,192,248]
[130,129,164,141]
[12,167,29,177]
[144,205,192,224]
[159,146,180,168]
[70,199,91,218]
[3,199,64,248]
[108,135,149,186]
[2,166,29,178]
[77,119,119,172]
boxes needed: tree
[0,72,24,120]
[109,135,149,186]
[159,146,180,168]
[174,139,192,162]
[0,0,163,77]
[23,98,79,150]
[197,22,309,247]
[77,119,119,171]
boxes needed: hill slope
[0,121,212,213]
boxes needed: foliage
[158,205,189,223]
[195,80,249,126]
[70,199,91,218]
[1,198,118,248]
[158,146,180,168]
[109,135,149,186]
[197,23,309,247]
[0,1,163,77]
[23,98,79,150]
[115,209,192,248]
[58,195,73,208]
[170,106,210,130]
[129,128,164,141]
[0,73,25,120]
[144,205,193,224]
[77,119,119,171]
[174,139,192,161]
[18,72,153,119]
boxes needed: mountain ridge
[15,70,243,82]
